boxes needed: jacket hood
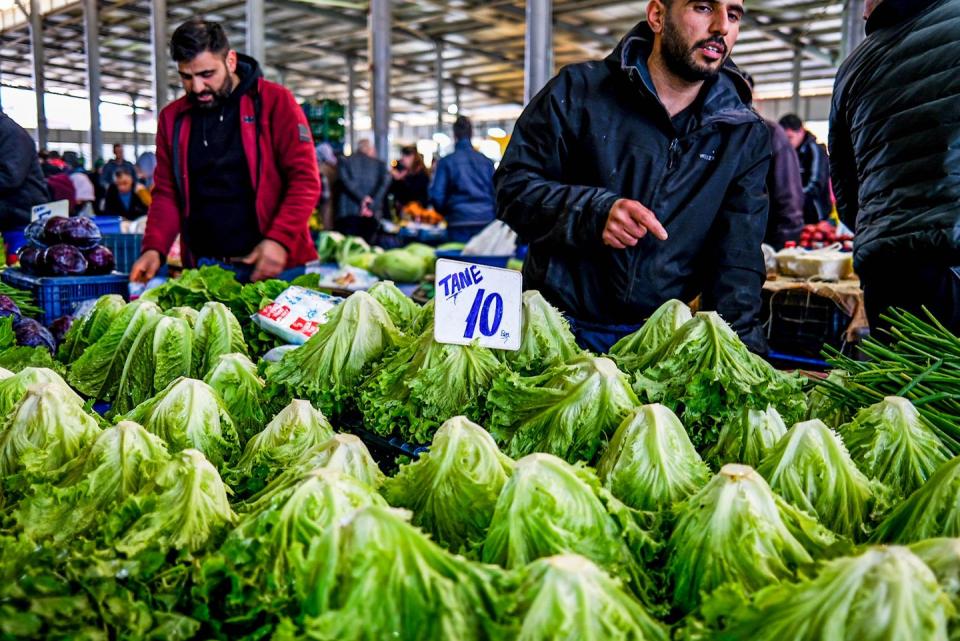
[866,0,940,34]
[608,21,755,120]
[233,53,263,98]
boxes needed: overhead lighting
[447,104,459,115]
[487,127,506,138]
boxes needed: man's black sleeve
[0,122,33,194]
[702,123,772,354]
[829,92,860,232]
[494,68,620,251]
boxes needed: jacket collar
[866,0,940,34]
[455,138,473,151]
[608,21,757,127]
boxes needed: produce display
[4,273,960,640]
[17,215,116,276]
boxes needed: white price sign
[31,200,69,222]
[434,259,522,351]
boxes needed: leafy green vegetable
[111,448,236,556]
[67,300,162,401]
[610,299,692,374]
[505,291,580,375]
[909,538,960,621]
[198,469,386,634]
[0,345,60,373]
[266,291,403,417]
[370,248,427,283]
[0,383,100,479]
[15,421,170,543]
[57,294,126,364]
[840,396,951,497]
[294,505,507,641]
[164,306,199,326]
[142,265,243,310]
[367,280,420,332]
[871,456,960,544]
[0,366,81,417]
[192,301,247,379]
[384,416,514,553]
[631,311,806,452]
[757,419,880,538]
[488,355,638,463]
[482,453,659,607]
[596,403,710,511]
[504,555,668,641]
[315,231,346,263]
[361,329,505,444]
[114,315,194,415]
[336,235,372,266]
[716,546,952,641]
[667,463,838,614]
[412,297,435,336]
[228,399,334,496]
[706,405,787,470]
[806,370,854,428]
[124,377,240,469]
[0,281,41,318]
[203,353,266,443]
[0,366,11,379]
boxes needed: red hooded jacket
[142,65,320,269]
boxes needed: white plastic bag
[252,286,343,345]
[462,221,517,256]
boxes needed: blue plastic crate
[434,249,511,269]
[101,233,142,274]
[92,216,122,234]
[1,268,128,324]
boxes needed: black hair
[400,145,417,156]
[113,167,134,181]
[453,116,473,141]
[778,113,804,131]
[170,18,231,63]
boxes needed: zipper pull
[667,138,680,170]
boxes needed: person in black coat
[495,0,770,354]
[779,114,832,225]
[830,0,960,334]
[0,111,50,230]
[102,167,150,220]
[389,145,430,216]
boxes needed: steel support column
[790,48,803,115]
[369,0,391,159]
[84,0,102,163]
[151,0,168,113]
[435,40,444,134]
[841,0,866,61]
[131,96,139,158]
[524,0,553,105]
[246,0,265,65]
[346,53,357,153]
[28,0,47,149]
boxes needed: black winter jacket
[495,22,771,352]
[0,112,49,230]
[829,0,960,272]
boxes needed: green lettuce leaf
[67,300,162,401]
[411,297,435,336]
[841,396,951,497]
[124,377,240,469]
[0,367,82,418]
[610,299,692,374]
[114,315,194,416]
[706,405,788,470]
[910,538,960,624]
[717,546,952,641]
[164,306,199,326]
[57,294,126,364]
[367,280,420,332]
[384,416,514,553]
[806,370,856,428]
[504,554,668,641]
[488,355,638,463]
[757,419,881,538]
[0,366,12,380]
[265,291,403,417]
[360,330,505,445]
[871,456,960,544]
[597,403,710,511]
[631,311,807,452]
[505,291,580,376]
[192,301,247,379]
[667,463,838,614]
[203,353,266,444]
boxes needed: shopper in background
[779,113,831,225]
[40,152,77,213]
[61,151,97,215]
[130,18,320,284]
[495,0,770,354]
[429,116,496,243]
[389,145,430,216]
[0,109,49,230]
[830,0,960,334]
[135,151,158,189]
[102,167,151,221]
[316,142,338,230]
[742,73,804,249]
[335,139,390,243]
[90,159,106,213]
[100,143,136,190]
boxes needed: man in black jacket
[779,114,832,225]
[0,110,49,230]
[830,0,960,334]
[496,0,770,353]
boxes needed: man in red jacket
[130,19,320,283]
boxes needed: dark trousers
[334,216,379,245]
[565,316,642,354]
[861,263,960,339]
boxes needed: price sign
[31,200,69,222]
[434,259,521,351]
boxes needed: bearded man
[495,0,771,353]
[131,19,320,284]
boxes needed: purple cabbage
[24,221,48,247]
[17,245,45,274]
[83,245,115,275]
[0,295,21,321]
[42,216,72,246]
[14,317,56,354]
[48,315,73,346]
[46,244,88,276]
[60,216,102,249]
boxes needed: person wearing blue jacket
[429,116,496,243]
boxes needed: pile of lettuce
[610,299,692,374]
[505,290,581,375]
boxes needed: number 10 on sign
[434,259,521,351]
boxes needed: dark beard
[661,16,728,82]
[188,73,235,109]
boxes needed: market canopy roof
[0,0,845,117]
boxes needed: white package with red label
[253,286,342,345]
